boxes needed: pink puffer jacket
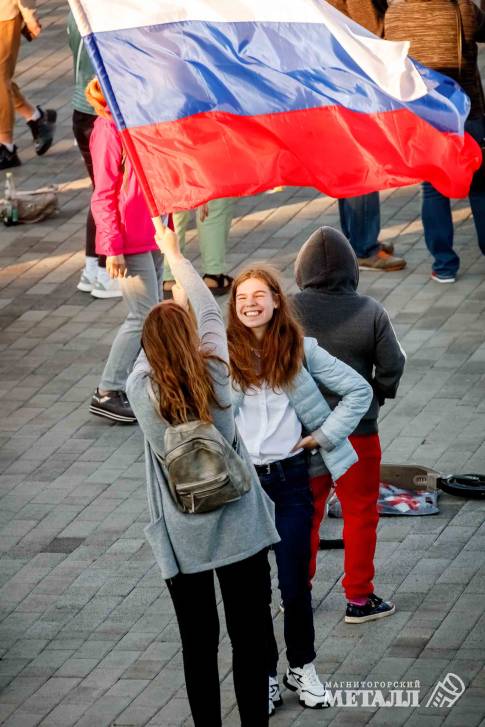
[90,117,158,257]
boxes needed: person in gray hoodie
[293,226,406,624]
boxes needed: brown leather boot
[357,250,406,271]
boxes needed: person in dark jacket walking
[385,0,485,282]
[293,226,406,624]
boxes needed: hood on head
[295,226,359,293]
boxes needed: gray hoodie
[292,226,406,436]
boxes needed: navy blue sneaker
[431,271,456,284]
[345,594,395,624]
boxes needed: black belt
[254,450,307,476]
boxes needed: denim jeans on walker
[338,192,381,259]
[257,453,316,674]
[422,116,485,278]
[99,250,163,391]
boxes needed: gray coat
[126,258,279,580]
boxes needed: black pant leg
[217,550,272,727]
[72,110,105,264]
[72,109,95,182]
[166,570,222,727]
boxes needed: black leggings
[72,110,105,267]
[167,549,272,727]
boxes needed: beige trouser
[0,13,31,140]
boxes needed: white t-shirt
[235,384,303,465]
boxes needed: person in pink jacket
[86,79,162,423]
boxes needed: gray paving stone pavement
[1,1,485,725]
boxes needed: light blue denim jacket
[232,338,373,482]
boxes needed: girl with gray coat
[126,228,279,727]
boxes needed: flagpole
[71,12,165,226]
[121,131,171,240]
[151,214,166,238]
[119,132,170,238]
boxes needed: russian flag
[69,0,481,216]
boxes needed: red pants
[309,433,381,602]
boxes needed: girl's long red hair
[142,301,224,424]
[227,266,304,392]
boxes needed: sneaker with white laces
[77,268,97,293]
[269,675,282,717]
[91,271,123,299]
[283,663,329,709]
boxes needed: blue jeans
[338,192,380,258]
[257,452,315,673]
[422,117,485,277]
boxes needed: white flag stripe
[68,0,425,102]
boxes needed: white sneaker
[91,271,122,299]
[283,663,329,709]
[77,268,96,293]
[269,675,282,716]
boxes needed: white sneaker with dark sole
[283,663,329,709]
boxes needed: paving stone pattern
[1,2,485,725]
